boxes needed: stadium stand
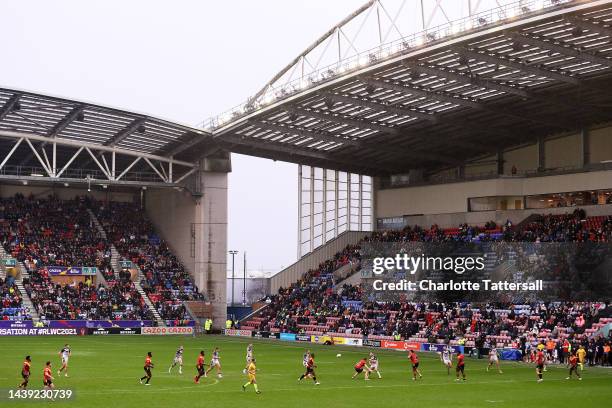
[242,210,612,352]
[0,194,154,321]
[92,201,203,321]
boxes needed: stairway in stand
[87,208,165,327]
[132,263,166,327]
[0,246,40,323]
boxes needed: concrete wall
[545,132,581,169]
[504,143,538,175]
[269,230,369,294]
[376,169,612,219]
[145,188,197,275]
[591,126,612,164]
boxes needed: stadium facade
[2,0,612,328]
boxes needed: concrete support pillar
[193,156,229,330]
[537,136,546,172]
[581,128,590,168]
[457,165,465,179]
[497,149,504,175]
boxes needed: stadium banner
[165,320,196,327]
[343,337,364,347]
[295,334,311,342]
[1,258,16,267]
[363,339,382,348]
[119,260,133,269]
[224,328,252,337]
[381,340,420,350]
[0,320,34,329]
[309,335,360,345]
[279,333,296,341]
[88,327,141,335]
[252,331,279,339]
[0,328,78,336]
[49,320,153,328]
[142,326,194,335]
[47,266,98,276]
[501,349,522,361]
[421,343,464,354]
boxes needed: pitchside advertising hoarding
[0,321,194,335]
[221,329,468,354]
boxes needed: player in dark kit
[43,361,54,390]
[18,356,31,389]
[455,352,466,381]
[409,350,422,380]
[194,351,207,384]
[535,349,545,383]
[566,352,582,381]
[139,352,154,385]
[351,357,371,380]
[298,352,320,385]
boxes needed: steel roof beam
[565,16,612,37]
[165,132,209,157]
[405,62,530,99]
[407,62,611,120]
[285,107,400,135]
[219,133,392,175]
[105,117,146,146]
[47,105,85,138]
[324,92,438,122]
[253,121,359,146]
[363,77,574,130]
[459,47,581,86]
[362,77,483,110]
[0,94,21,121]
[510,32,612,68]
[254,117,462,166]
[0,129,196,168]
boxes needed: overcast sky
[0,0,367,276]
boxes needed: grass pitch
[0,335,610,408]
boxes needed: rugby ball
[336,353,342,358]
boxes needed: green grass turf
[0,335,610,408]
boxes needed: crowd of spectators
[25,271,152,321]
[0,194,152,321]
[245,210,612,354]
[0,194,114,281]
[0,275,29,320]
[93,201,203,320]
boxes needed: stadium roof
[0,87,215,188]
[206,0,612,176]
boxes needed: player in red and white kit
[298,353,320,385]
[535,349,545,383]
[409,350,422,381]
[455,352,466,381]
[351,357,371,380]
